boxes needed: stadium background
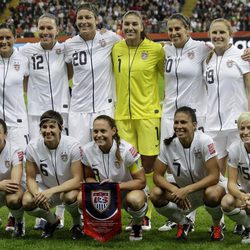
[0,1,249,249]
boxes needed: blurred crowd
[4,0,250,37]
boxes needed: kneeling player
[0,119,25,237]
[22,110,83,239]
[78,115,148,241]
[221,112,250,244]
[151,106,226,241]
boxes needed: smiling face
[239,120,250,145]
[209,21,231,54]
[0,28,15,58]
[76,9,97,40]
[174,112,197,147]
[40,120,61,149]
[92,119,116,153]
[38,17,58,49]
[122,13,143,46]
[167,19,189,48]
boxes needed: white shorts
[28,113,69,140]
[7,124,29,151]
[205,129,239,159]
[166,174,227,213]
[161,114,205,143]
[38,182,62,208]
[68,108,114,146]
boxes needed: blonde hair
[237,112,250,129]
[206,18,233,64]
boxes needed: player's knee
[126,190,145,210]
[6,194,21,209]
[62,190,78,204]
[221,193,236,212]
[150,186,163,205]
[22,192,35,210]
[204,186,224,205]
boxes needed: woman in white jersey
[0,23,29,150]
[22,110,83,240]
[77,115,148,241]
[151,106,226,241]
[204,18,250,176]
[20,13,70,229]
[65,3,120,146]
[221,112,250,244]
[0,118,25,238]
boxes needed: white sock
[127,203,148,225]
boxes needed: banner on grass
[82,182,122,242]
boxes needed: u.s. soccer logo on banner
[92,190,110,213]
[82,182,121,242]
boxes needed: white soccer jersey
[158,131,217,188]
[0,140,23,181]
[65,30,120,113]
[82,139,141,182]
[0,50,29,127]
[228,140,250,192]
[204,45,250,131]
[163,38,210,118]
[25,135,82,188]
[20,42,70,116]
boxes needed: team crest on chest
[13,61,20,71]
[56,49,61,55]
[99,39,107,47]
[187,51,195,59]
[226,60,234,68]
[141,51,148,60]
[61,152,68,161]
[5,160,11,168]
[194,147,202,159]
[91,190,111,213]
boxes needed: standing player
[22,110,83,240]
[151,106,226,241]
[0,119,25,238]
[112,10,165,229]
[221,112,250,244]
[20,13,71,229]
[77,115,148,241]
[0,22,29,232]
[204,18,250,175]
[64,2,120,146]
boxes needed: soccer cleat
[41,219,60,239]
[13,222,25,238]
[5,216,15,232]
[57,218,64,229]
[208,222,226,233]
[70,224,84,240]
[210,225,224,241]
[158,220,177,232]
[125,218,134,232]
[129,225,143,241]
[141,216,151,231]
[233,224,245,235]
[176,222,192,241]
[242,228,250,244]
[34,218,47,230]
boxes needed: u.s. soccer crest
[60,152,68,161]
[91,190,111,213]
[14,61,20,71]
